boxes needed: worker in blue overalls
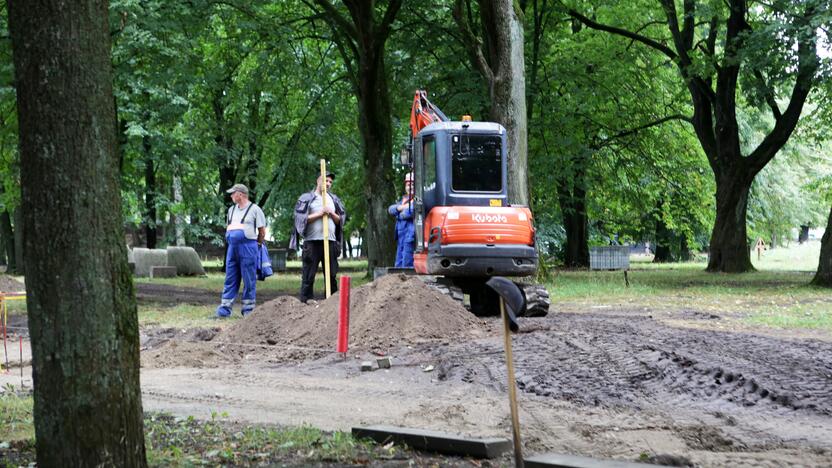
[388,172,415,268]
[216,183,266,317]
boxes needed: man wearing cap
[388,172,415,267]
[216,183,267,317]
[289,171,347,304]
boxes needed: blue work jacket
[388,196,415,243]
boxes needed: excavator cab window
[422,137,437,195]
[451,134,501,192]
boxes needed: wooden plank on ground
[351,425,510,459]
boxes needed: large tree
[311,0,403,271]
[812,206,832,287]
[454,0,530,205]
[566,0,827,272]
[8,0,147,465]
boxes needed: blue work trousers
[395,235,414,267]
[217,230,258,317]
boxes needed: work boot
[215,305,232,318]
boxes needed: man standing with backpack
[216,183,266,317]
[289,171,346,304]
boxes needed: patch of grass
[0,386,34,442]
[144,412,399,466]
[545,266,831,332]
[135,271,370,293]
[139,304,222,328]
[747,302,832,330]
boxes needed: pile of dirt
[142,340,234,368]
[0,275,25,293]
[217,274,486,358]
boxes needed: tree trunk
[455,0,529,205]
[488,0,529,205]
[799,225,809,244]
[356,57,396,271]
[557,176,589,268]
[212,89,236,204]
[13,208,24,274]
[679,234,692,261]
[173,174,185,246]
[562,206,589,268]
[0,209,15,272]
[811,206,832,287]
[341,1,399,272]
[707,174,753,272]
[143,135,157,249]
[653,208,673,263]
[8,1,147,465]
[312,1,401,271]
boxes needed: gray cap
[226,183,249,195]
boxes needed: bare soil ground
[5,274,832,467]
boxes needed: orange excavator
[400,90,549,316]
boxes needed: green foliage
[2,0,831,265]
[745,109,832,243]
[0,6,19,216]
[527,3,712,258]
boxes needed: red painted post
[337,276,351,354]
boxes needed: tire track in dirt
[433,312,832,451]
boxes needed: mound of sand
[217,274,485,355]
[0,275,25,293]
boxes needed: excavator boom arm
[410,90,449,137]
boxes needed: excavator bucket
[486,277,526,332]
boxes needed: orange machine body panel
[413,205,536,276]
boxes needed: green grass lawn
[545,241,829,331]
[5,242,831,332]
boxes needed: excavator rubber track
[517,282,551,317]
[420,276,550,317]
[420,276,465,303]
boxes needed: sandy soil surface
[4,274,832,467]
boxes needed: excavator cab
[402,91,548,316]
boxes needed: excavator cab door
[413,135,425,252]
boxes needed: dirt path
[4,276,831,466]
[136,310,832,467]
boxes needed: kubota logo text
[472,213,508,223]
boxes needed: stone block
[166,246,206,276]
[150,266,177,278]
[377,357,392,369]
[360,361,374,372]
[133,248,168,277]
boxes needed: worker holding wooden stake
[289,162,347,304]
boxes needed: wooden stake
[501,299,523,467]
[320,159,332,298]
